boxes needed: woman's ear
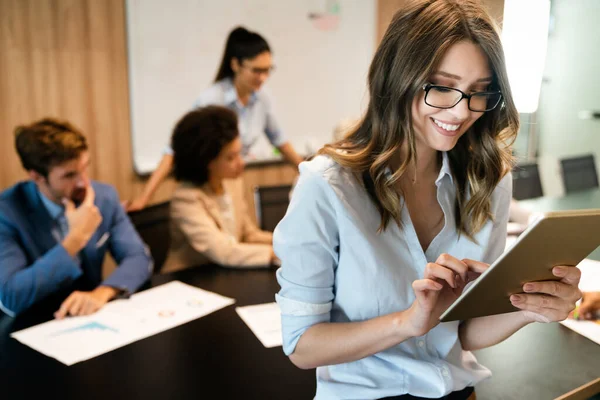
[207,158,216,178]
[230,57,240,74]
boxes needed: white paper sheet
[235,302,282,348]
[11,281,235,365]
[559,258,600,345]
[576,258,600,292]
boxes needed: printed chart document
[11,281,235,365]
[236,302,282,348]
[560,258,600,345]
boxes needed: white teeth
[433,118,460,132]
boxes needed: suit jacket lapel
[198,185,226,231]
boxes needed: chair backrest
[127,201,171,274]
[560,154,599,194]
[512,163,544,200]
[254,185,292,232]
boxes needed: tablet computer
[440,209,600,322]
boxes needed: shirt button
[417,340,425,348]
[441,368,450,377]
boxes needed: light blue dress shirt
[165,78,286,157]
[274,154,512,399]
[39,191,68,241]
[39,191,81,266]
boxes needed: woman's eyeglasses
[241,64,276,76]
[422,83,502,112]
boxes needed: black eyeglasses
[422,83,503,112]
[241,64,276,76]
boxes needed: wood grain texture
[554,378,600,400]
[376,0,505,45]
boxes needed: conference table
[1,190,600,400]
[1,264,599,400]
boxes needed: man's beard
[70,186,87,205]
[49,185,87,205]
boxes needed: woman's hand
[510,266,582,323]
[406,254,488,336]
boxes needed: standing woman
[274,1,582,399]
[127,26,303,211]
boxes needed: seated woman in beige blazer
[162,106,276,272]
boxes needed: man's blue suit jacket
[0,181,152,316]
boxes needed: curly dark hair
[15,118,88,177]
[171,106,239,186]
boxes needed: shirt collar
[38,189,64,220]
[383,152,453,184]
[435,151,454,185]
[222,78,258,108]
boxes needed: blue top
[274,154,512,399]
[165,78,286,157]
[39,191,62,220]
[0,181,152,316]
[39,190,68,242]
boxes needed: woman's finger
[510,293,569,313]
[522,280,581,302]
[412,279,443,292]
[425,263,458,288]
[435,254,468,281]
[553,265,581,286]
[462,258,490,275]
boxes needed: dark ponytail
[214,26,271,82]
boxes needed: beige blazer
[162,178,273,273]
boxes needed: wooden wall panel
[377,0,409,43]
[377,0,505,45]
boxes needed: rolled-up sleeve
[274,165,338,355]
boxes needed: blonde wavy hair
[320,0,519,238]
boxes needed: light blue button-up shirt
[274,154,511,399]
[39,191,68,242]
[39,191,81,266]
[165,78,286,157]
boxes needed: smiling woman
[273,1,582,399]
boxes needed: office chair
[512,163,544,200]
[128,201,171,274]
[560,154,599,194]
[254,185,292,232]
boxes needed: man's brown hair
[15,118,88,177]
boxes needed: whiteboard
[126,0,375,174]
